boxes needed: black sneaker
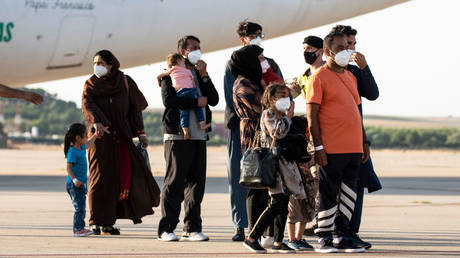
[232,227,245,242]
[101,225,120,235]
[90,225,101,235]
[315,237,338,253]
[351,233,372,249]
[297,239,314,250]
[243,239,266,253]
[269,243,296,253]
[334,237,365,253]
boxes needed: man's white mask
[187,49,202,65]
[250,36,263,48]
[334,50,354,67]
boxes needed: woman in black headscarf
[230,45,264,153]
[82,50,160,235]
[230,45,289,252]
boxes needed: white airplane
[0,0,408,87]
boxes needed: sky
[30,0,460,117]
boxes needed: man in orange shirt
[306,31,369,253]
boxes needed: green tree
[2,88,84,137]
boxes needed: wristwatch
[363,140,371,146]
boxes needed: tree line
[1,88,459,149]
[365,126,460,149]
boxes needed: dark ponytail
[64,123,87,157]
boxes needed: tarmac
[1,148,460,257]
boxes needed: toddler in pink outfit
[160,53,210,139]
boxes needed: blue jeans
[66,182,87,232]
[177,88,205,128]
[227,127,248,228]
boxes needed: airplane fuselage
[0,0,408,86]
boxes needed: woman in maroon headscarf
[82,50,160,235]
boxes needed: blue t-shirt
[66,145,87,184]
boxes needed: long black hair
[64,123,86,157]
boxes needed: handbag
[239,128,279,189]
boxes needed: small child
[159,53,210,139]
[64,123,96,237]
[287,187,315,250]
[244,83,304,253]
[286,119,315,251]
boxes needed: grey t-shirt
[163,70,207,141]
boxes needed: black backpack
[277,116,311,163]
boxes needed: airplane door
[47,16,95,69]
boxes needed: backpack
[277,116,310,163]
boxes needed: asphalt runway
[1,175,460,195]
[1,174,460,257]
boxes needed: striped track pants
[314,153,362,238]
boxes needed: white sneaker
[181,232,209,241]
[158,232,179,241]
[260,236,274,248]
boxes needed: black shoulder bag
[239,122,279,189]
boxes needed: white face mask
[94,65,108,78]
[275,97,291,112]
[333,50,353,67]
[187,49,201,65]
[250,36,263,47]
[260,60,270,73]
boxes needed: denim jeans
[66,182,87,232]
[226,127,248,228]
[177,88,205,128]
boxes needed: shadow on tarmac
[1,175,460,195]
[0,224,459,249]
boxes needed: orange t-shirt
[306,66,363,154]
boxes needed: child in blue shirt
[64,123,96,237]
